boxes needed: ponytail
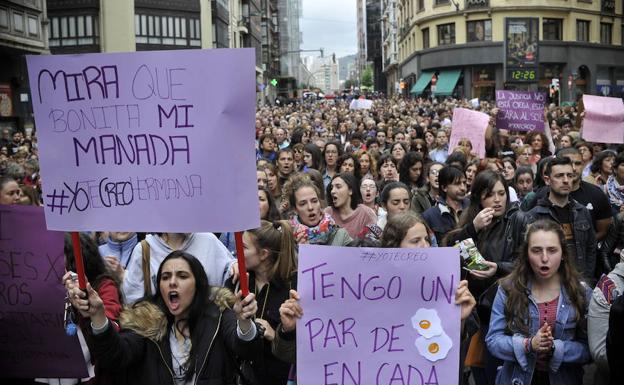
[248,220,298,284]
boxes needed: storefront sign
[504,18,539,83]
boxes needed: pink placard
[582,94,624,144]
[448,107,490,159]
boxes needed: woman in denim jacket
[485,219,591,385]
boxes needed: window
[543,18,562,40]
[13,12,24,32]
[467,20,492,42]
[28,16,38,36]
[435,0,449,4]
[422,27,429,49]
[135,14,199,47]
[601,23,612,44]
[49,15,99,47]
[0,8,7,29]
[437,23,455,45]
[577,20,590,42]
[418,0,424,11]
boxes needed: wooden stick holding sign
[70,232,87,289]
[234,231,249,296]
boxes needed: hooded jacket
[88,288,260,385]
[123,233,235,303]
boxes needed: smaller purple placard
[496,90,546,132]
[0,205,87,378]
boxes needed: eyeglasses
[415,147,424,151]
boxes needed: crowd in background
[4,95,624,385]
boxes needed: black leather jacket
[503,197,597,282]
[598,215,624,273]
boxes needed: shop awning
[410,71,435,94]
[433,69,462,96]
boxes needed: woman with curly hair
[398,151,426,193]
[486,219,591,385]
[526,131,552,159]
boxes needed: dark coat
[503,197,596,283]
[225,272,295,385]
[88,289,260,385]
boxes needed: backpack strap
[140,240,151,297]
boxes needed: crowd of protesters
[4,95,624,385]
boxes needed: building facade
[278,0,302,82]
[381,0,399,95]
[356,0,367,85]
[0,0,49,134]
[366,0,384,91]
[397,0,624,102]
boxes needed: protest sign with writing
[26,49,259,232]
[0,205,87,378]
[297,245,460,385]
[496,90,546,132]
[581,94,624,144]
[350,99,373,110]
[448,108,489,158]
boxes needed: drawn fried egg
[415,332,452,362]
[411,308,443,338]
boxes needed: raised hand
[279,289,303,333]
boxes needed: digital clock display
[507,68,538,82]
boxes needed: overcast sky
[300,0,357,59]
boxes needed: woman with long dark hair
[67,251,260,385]
[399,151,426,193]
[447,170,517,286]
[486,219,591,385]
[302,143,323,171]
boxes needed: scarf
[290,213,336,245]
[606,175,624,208]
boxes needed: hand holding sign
[280,289,303,333]
[454,280,476,325]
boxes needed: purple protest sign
[26,49,260,232]
[581,95,624,143]
[0,205,87,378]
[496,90,546,131]
[448,107,489,158]
[297,245,460,385]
